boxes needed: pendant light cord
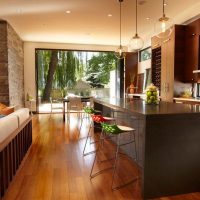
[136,0,138,35]
[119,0,122,46]
[163,0,165,17]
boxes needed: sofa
[0,108,32,199]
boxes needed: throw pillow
[0,107,14,115]
[0,103,7,111]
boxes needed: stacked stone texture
[0,20,24,107]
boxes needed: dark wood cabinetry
[124,52,138,92]
[174,25,186,82]
[151,47,161,91]
[184,19,200,82]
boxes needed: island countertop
[94,98,200,115]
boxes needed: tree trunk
[43,50,58,101]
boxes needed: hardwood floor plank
[2,114,200,200]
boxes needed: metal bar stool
[83,114,115,156]
[90,123,138,190]
[80,107,101,131]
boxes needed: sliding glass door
[36,49,117,113]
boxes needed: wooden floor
[3,114,200,200]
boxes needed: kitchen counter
[95,98,200,115]
[174,97,200,103]
[94,98,200,199]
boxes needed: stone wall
[0,21,9,105]
[7,23,24,107]
[0,20,24,107]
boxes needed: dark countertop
[174,97,200,102]
[94,98,200,115]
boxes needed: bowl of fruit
[145,83,159,105]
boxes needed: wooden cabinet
[151,26,176,102]
[151,25,186,102]
[184,19,200,82]
[161,31,175,102]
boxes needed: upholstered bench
[0,108,32,199]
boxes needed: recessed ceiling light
[108,14,112,17]
[164,3,167,6]
[146,17,150,20]
[65,10,71,14]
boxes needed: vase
[129,83,134,94]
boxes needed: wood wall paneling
[124,52,138,92]
[136,73,144,93]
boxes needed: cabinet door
[161,29,175,102]
[185,19,199,82]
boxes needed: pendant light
[155,0,173,38]
[129,0,144,52]
[115,0,125,59]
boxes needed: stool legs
[90,130,138,190]
[83,120,95,156]
[90,130,113,178]
[111,134,120,189]
[83,117,115,156]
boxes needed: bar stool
[83,114,115,156]
[90,123,138,190]
[80,107,100,129]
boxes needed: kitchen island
[94,98,200,199]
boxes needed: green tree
[86,52,116,87]
[43,50,58,101]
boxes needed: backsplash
[174,81,192,97]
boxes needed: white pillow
[9,108,30,126]
[0,115,18,143]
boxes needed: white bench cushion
[0,115,18,143]
[9,108,30,126]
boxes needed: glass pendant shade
[129,33,144,52]
[155,15,173,38]
[115,45,125,59]
[155,0,173,39]
[129,0,144,52]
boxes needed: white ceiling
[0,0,200,46]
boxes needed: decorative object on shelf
[145,83,159,105]
[115,0,125,59]
[129,0,144,52]
[129,73,136,94]
[26,92,34,101]
[129,83,135,94]
[155,0,173,39]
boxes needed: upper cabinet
[184,19,200,82]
